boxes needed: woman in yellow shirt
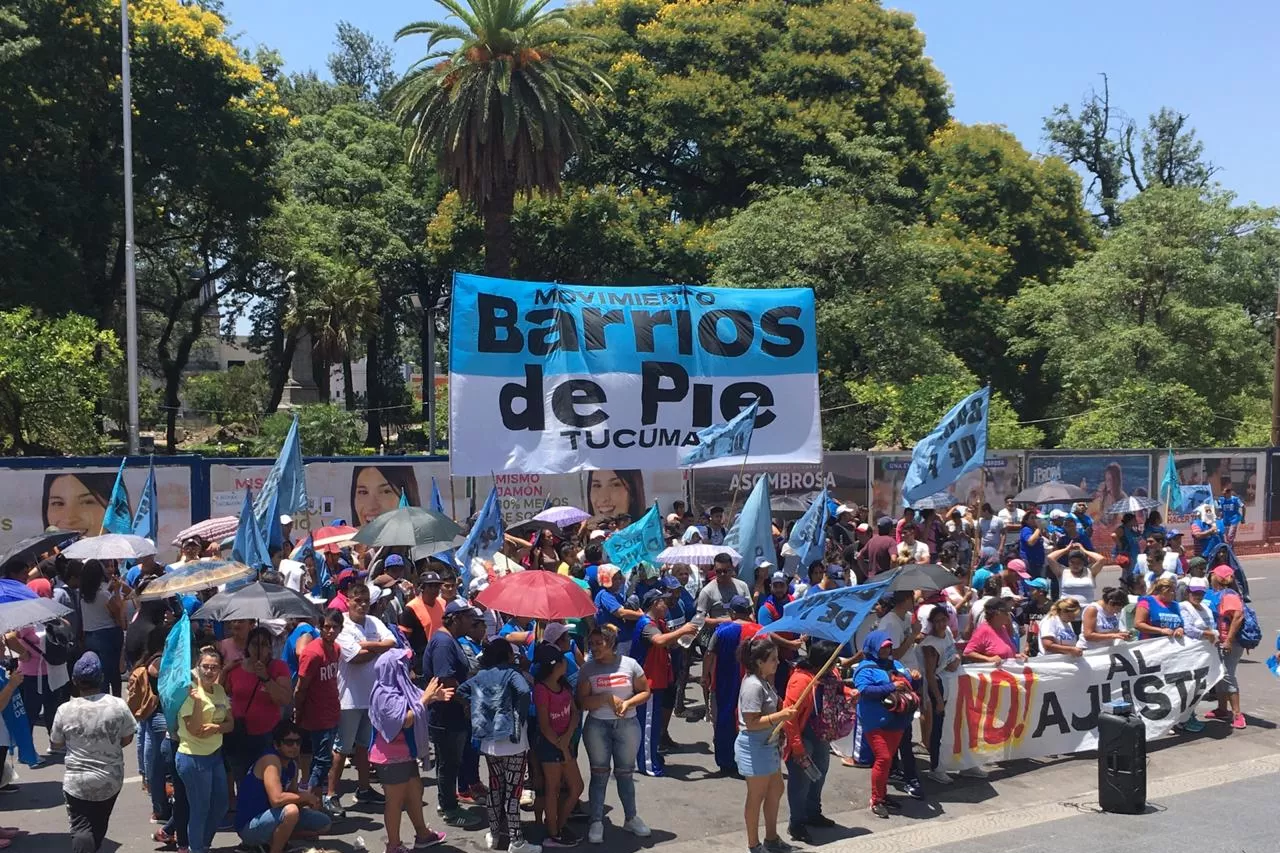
[175,647,234,853]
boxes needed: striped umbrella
[656,543,741,567]
[312,524,358,553]
[138,559,256,600]
[172,516,238,546]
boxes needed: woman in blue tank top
[1134,577,1184,640]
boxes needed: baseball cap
[419,571,443,586]
[365,582,385,604]
[1187,556,1207,572]
[1187,577,1208,592]
[543,623,571,645]
[1025,578,1050,592]
[641,589,666,610]
[757,560,775,571]
[334,569,358,588]
[1167,528,1182,538]
[728,595,752,614]
[1115,554,1132,570]
[825,564,845,580]
[971,568,993,590]
[770,571,788,585]
[1211,565,1235,582]
[385,554,406,569]
[856,523,870,534]
[444,599,478,617]
[659,575,681,590]
[1006,558,1030,579]
[877,516,894,528]
[1049,509,1067,520]
[666,513,681,524]
[589,530,608,541]
[836,504,857,516]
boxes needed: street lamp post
[121,0,140,454]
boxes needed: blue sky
[220,0,1280,207]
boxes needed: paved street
[8,557,1280,853]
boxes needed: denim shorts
[534,731,570,764]
[238,806,331,845]
[735,728,781,777]
[336,709,372,755]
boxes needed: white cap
[836,504,857,516]
[365,582,385,604]
[543,623,571,645]
[279,514,293,525]
[589,530,608,541]
[999,587,1017,599]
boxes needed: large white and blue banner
[448,274,822,475]
[902,387,990,507]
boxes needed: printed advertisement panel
[1158,451,1265,544]
[1024,453,1152,526]
[0,464,194,555]
[869,452,1024,520]
[448,273,822,474]
[690,453,869,516]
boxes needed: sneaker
[1203,709,1228,722]
[1182,716,1206,733]
[587,821,604,844]
[557,827,580,845]
[567,803,590,822]
[748,845,765,853]
[441,809,484,830]
[883,798,902,811]
[485,832,509,851]
[520,789,536,808]
[870,803,889,819]
[1233,713,1247,730]
[384,845,411,853]
[763,837,796,853]
[508,841,542,853]
[804,814,835,829]
[413,831,447,850]
[786,823,813,844]
[355,787,386,804]
[902,782,924,800]
[623,816,651,837]
[544,834,579,848]
[322,796,346,819]
[926,769,952,784]
[959,766,989,779]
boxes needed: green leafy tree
[390,0,611,277]
[1009,187,1278,444]
[567,0,949,220]
[1060,381,1216,449]
[0,309,121,454]
[182,362,271,427]
[253,404,365,456]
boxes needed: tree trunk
[163,364,181,453]
[364,327,381,447]
[342,354,355,411]
[481,165,517,278]
[311,341,331,404]
[265,331,298,413]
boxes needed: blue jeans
[139,711,170,820]
[582,716,639,823]
[238,806,331,845]
[175,749,228,853]
[307,727,337,793]
[161,738,189,848]
[785,728,830,824]
[84,626,124,697]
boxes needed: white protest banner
[940,638,1222,771]
[448,273,822,475]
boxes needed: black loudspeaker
[1098,706,1147,814]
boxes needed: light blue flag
[101,458,133,535]
[1268,634,1280,680]
[430,478,445,514]
[159,610,193,733]
[264,490,285,552]
[902,387,990,507]
[1159,449,1182,511]
[605,503,666,572]
[0,667,38,766]
[456,486,504,574]
[725,476,774,579]
[254,413,308,531]
[1179,484,1214,516]
[787,488,829,570]
[131,458,158,542]
[232,488,272,571]
[758,576,893,644]
[399,488,411,509]
[680,399,759,467]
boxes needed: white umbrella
[1107,495,1160,514]
[657,543,741,567]
[62,533,157,561]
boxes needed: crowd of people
[0,492,1259,853]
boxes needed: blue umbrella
[0,578,38,604]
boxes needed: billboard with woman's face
[869,452,1023,519]
[1024,453,1152,525]
[1159,451,1265,543]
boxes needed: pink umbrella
[172,516,238,546]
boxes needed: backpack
[40,619,75,667]
[808,675,855,741]
[1238,603,1262,650]
[127,655,161,721]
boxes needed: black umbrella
[351,507,463,550]
[0,598,71,634]
[878,563,961,592]
[191,581,320,622]
[1012,481,1091,505]
[0,529,81,574]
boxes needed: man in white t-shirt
[876,591,921,673]
[997,496,1024,549]
[330,582,396,814]
[895,525,930,566]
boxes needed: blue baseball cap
[659,575,681,590]
[384,554,406,569]
[1025,578,1051,592]
[728,595,752,614]
[972,568,993,590]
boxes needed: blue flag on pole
[758,577,893,644]
[680,400,759,467]
[902,387,990,507]
[399,488,410,509]
[159,610,193,733]
[101,459,133,535]
[264,490,285,551]
[132,458,158,542]
[233,488,272,571]
[254,413,308,531]
[430,478,445,514]
[0,667,37,766]
[456,486,504,576]
[724,476,774,578]
[787,488,829,570]
[605,503,666,572]
[1159,449,1182,510]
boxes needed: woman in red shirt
[962,599,1026,665]
[226,627,292,787]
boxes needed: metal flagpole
[121,0,140,455]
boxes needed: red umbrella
[475,570,594,621]
[312,524,358,553]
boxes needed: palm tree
[390,0,609,277]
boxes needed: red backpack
[809,675,855,741]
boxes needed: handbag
[881,672,920,717]
[232,678,262,739]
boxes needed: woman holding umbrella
[226,627,292,789]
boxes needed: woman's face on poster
[354,468,400,525]
[589,470,631,516]
[46,474,106,535]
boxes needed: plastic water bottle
[678,613,706,649]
